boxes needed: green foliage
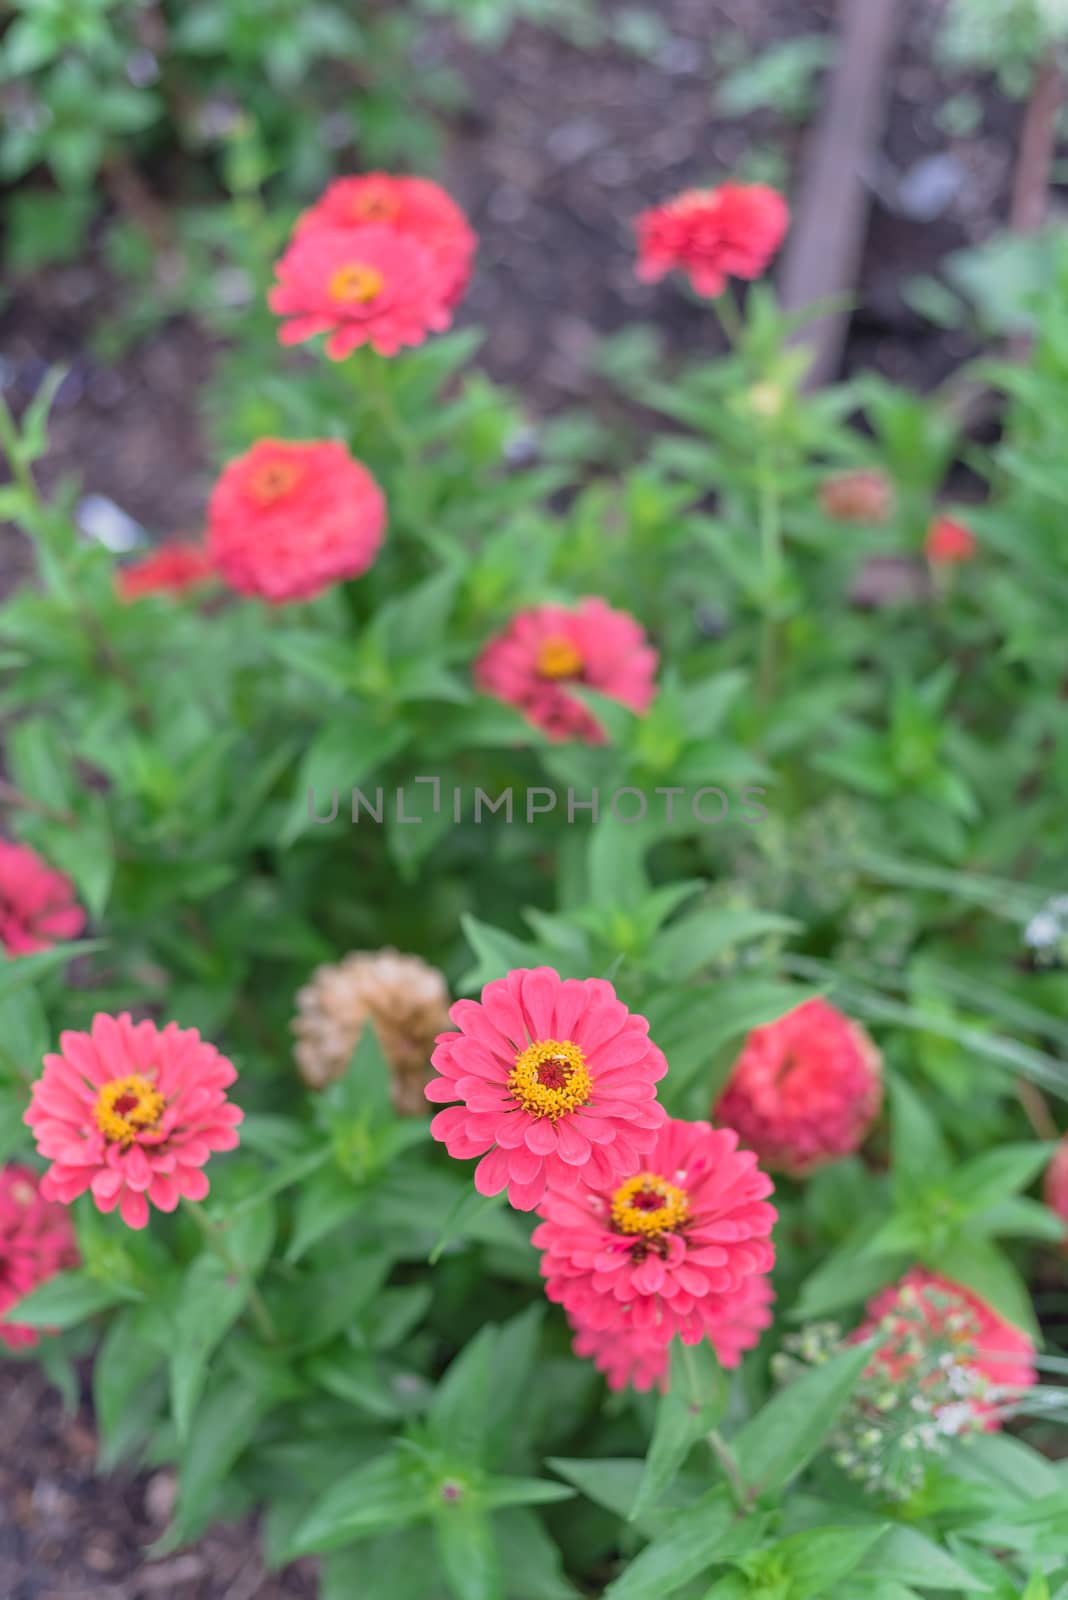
[2,185,1068,1600]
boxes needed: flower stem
[756,451,784,710]
[712,284,743,348]
[182,1199,277,1343]
[708,1427,749,1514]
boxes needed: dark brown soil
[0,1364,317,1600]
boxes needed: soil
[0,1364,318,1600]
[0,0,1037,1592]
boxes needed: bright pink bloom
[207,439,386,604]
[296,174,476,309]
[534,1117,776,1348]
[1045,1135,1068,1244]
[0,838,85,957]
[116,540,216,602]
[569,1270,774,1392]
[269,224,451,359]
[856,1269,1037,1429]
[925,516,976,565]
[715,998,883,1177]
[474,598,658,744]
[0,1164,78,1349]
[636,183,789,298]
[25,1014,243,1230]
[570,1317,669,1393]
[426,967,668,1211]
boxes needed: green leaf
[45,790,114,918]
[731,1342,873,1498]
[631,1340,727,1520]
[602,1490,734,1600]
[171,1378,269,1544]
[945,1143,1052,1215]
[93,1302,169,1468]
[289,1449,423,1556]
[888,1074,950,1203]
[285,1163,363,1262]
[8,1269,135,1329]
[933,1236,1039,1342]
[772,1524,889,1599]
[322,1529,448,1600]
[546,1457,646,1522]
[458,914,545,992]
[792,1221,905,1322]
[0,940,105,998]
[648,908,798,980]
[433,1499,503,1600]
[494,1509,577,1600]
[280,715,408,844]
[481,1477,575,1510]
[587,817,650,912]
[428,1187,506,1265]
[169,1205,275,1439]
[863,1526,991,1591]
[426,1324,496,1464]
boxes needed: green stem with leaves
[708,1428,750,1515]
[756,448,784,711]
[182,1199,278,1343]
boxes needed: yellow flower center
[611,1172,690,1237]
[249,459,302,505]
[509,1039,592,1120]
[94,1074,166,1146]
[536,637,583,681]
[328,262,385,305]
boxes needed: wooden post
[778,0,903,388]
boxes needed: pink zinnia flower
[474,598,658,744]
[207,439,386,604]
[714,998,883,1177]
[1045,1134,1068,1245]
[0,838,85,957]
[25,1014,244,1230]
[295,173,476,309]
[569,1270,774,1392]
[856,1269,1037,1430]
[116,539,216,602]
[570,1317,670,1393]
[925,516,976,565]
[269,224,451,359]
[533,1117,776,1348]
[0,1164,78,1350]
[426,967,668,1211]
[636,183,789,298]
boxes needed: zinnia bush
[0,159,1065,1600]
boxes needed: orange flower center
[248,459,302,505]
[536,637,583,681]
[351,192,400,222]
[509,1039,592,1120]
[94,1074,166,1146]
[611,1172,690,1238]
[328,262,385,305]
